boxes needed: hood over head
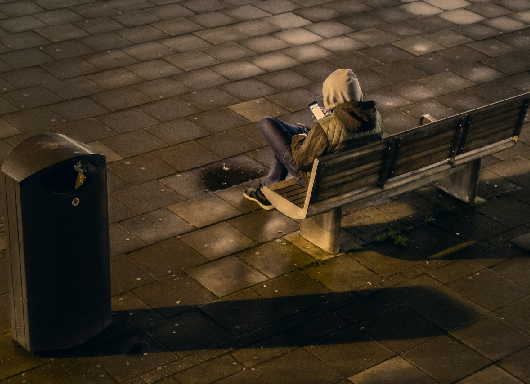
[323,69,363,112]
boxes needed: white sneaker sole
[243,192,274,210]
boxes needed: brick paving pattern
[1,0,530,383]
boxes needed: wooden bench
[262,93,530,254]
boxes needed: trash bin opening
[39,160,94,193]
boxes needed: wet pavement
[1,0,530,382]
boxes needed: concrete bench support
[437,158,482,204]
[300,207,342,254]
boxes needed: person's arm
[291,124,329,172]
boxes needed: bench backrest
[306,92,530,207]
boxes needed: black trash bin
[0,133,111,351]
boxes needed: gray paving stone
[348,28,399,47]
[228,98,288,122]
[188,255,266,297]
[0,31,49,51]
[153,140,220,171]
[450,313,530,361]
[0,339,71,382]
[74,16,124,35]
[348,356,437,384]
[219,78,277,101]
[140,97,200,121]
[40,39,94,61]
[457,365,525,384]
[450,268,528,311]
[128,237,209,279]
[241,35,290,54]
[471,81,523,103]
[316,35,368,54]
[252,348,343,384]
[476,193,530,226]
[35,23,89,43]
[112,180,184,215]
[53,118,115,143]
[78,32,132,51]
[361,44,415,64]
[372,4,418,22]
[180,87,241,111]
[108,153,176,185]
[402,335,490,383]
[152,18,203,37]
[132,77,191,99]
[102,129,168,158]
[2,86,62,109]
[0,15,46,33]
[92,86,151,111]
[108,194,136,224]
[147,311,231,354]
[110,253,155,294]
[180,222,256,261]
[211,60,266,81]
[495,295,530,335]
[228,209,299,243]
[118,25,169,43]
[306,254,385,292]
[2,106,63,132]
[169,193,242,228]
[119,208,195,244]
[87,68,142,90]
[174,354,244,384]
[112,10,161,27]
[34,8,84,26]
[231,18,281,37]
[41,57,99,80]
[0,48,53,69]
[145,118,209,145]
[85,49,138,71]
[512,232,530,250]
[97,108,158,133]
[189,11,237,29]
[49,97,110,121]
[160,167,216,199]
[224,4,271,21]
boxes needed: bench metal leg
[300,207,342,254]
[437,159,482,203]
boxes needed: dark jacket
[291,100,383,185]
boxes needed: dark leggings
[259,116,308,188]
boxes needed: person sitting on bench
[244,68,384,210]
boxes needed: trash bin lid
[1,133,105,183]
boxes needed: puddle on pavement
[200,162,267,191]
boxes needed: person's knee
[258,116,277,134]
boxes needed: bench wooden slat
[267,178,300,192]
[467,97,526,123]
[469,109,519,129]
[465,128,517,152]
[466,117,519,142]
[320,154,385,185]
[316,173,381,202]
[397,115,463,145]
[320,166,382,193]
[318,139,390,171]
[398,129,455,157]
[394,150,452,178]
[309,142,387,204]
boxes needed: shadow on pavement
[37,286,481,358]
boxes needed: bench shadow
[38,286,481,358]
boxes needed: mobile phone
[309,101,325,120]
